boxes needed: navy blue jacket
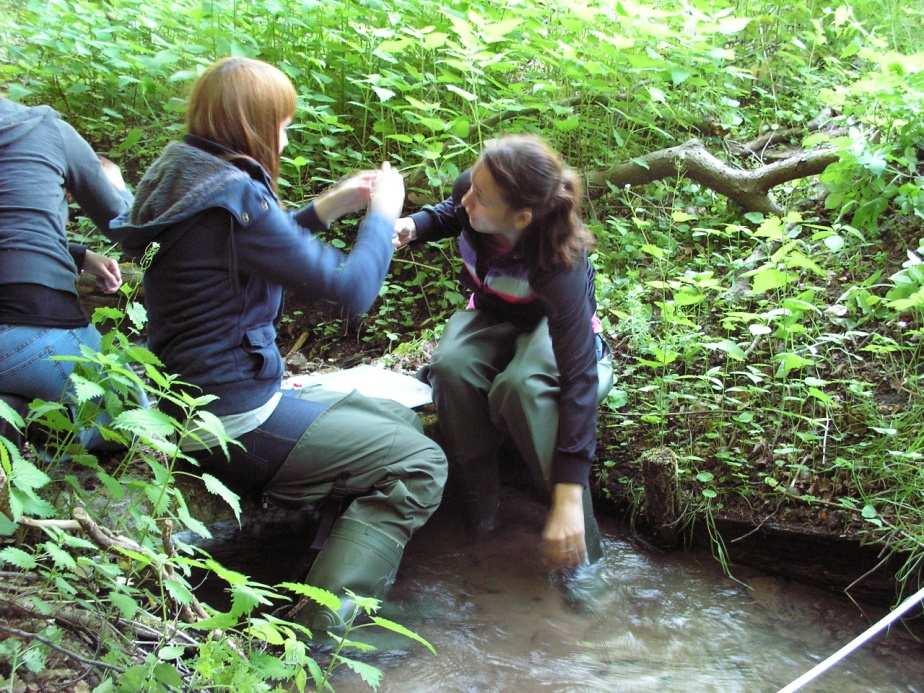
[410,171,600,487]
[110,135,394,416]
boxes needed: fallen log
[586,138,839,214]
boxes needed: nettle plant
[0,286,430,690]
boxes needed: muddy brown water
[192,485,924,692]
[325,487,924,693]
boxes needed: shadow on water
[191,487,924,692]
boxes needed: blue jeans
[0,323,106,449]
[0,323,102,401]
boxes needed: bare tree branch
[0,622,125,674]
[586,138,838,214]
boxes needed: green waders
[266,388,447,633]
[429,310,613,563]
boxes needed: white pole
[778,584,924,693]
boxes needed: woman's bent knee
[392,434,448,513]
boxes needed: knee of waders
[418,441,449,509]
[487,365,544,418]
[394,439,448,514]
[428,343,481,389]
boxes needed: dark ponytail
[481,135,594,270]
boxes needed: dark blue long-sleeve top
[409,171,600,487]
[0,98,133,326]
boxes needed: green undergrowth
[1,0,923,686]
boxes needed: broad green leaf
[110,591,139,619]
[371,86,395,103]
[280,583,342,613]
[69,373,105,404]
[201,473,241,524]
[751,268,792,294]
[230,583,280,617]
[673,286,705,305]
[422,31,448,49]
[12,457,51,492]
[0,546,37,569]
[152,662,183,690]
[482,17,522,43]
[0,398,24,430]
[91,306,123,325]
[445,84,476,101]
[188,610,239,630]
[773,352,815,378]
[175,496,211,539]
[704,340,746,361]
[200,558,248,586]
[164,577,194,605]
[334,655,382,689]
[44,542,78,572]
[785,251,825,277]
[112,408,175,439]
[157,645,184,661]
[807,387,835,406]
[369,616,436,653]
[640,244,667,259]
[126,301,147,330]
[247,619,286,645]
[0,512,15,536]
[755,216,785,241]
[717,16,751,34]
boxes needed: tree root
[587,138,838,214]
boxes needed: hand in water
[84,250,123,293]
[393,216,417,249]
[541,483,587,569]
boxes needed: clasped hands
[313,161,405,228]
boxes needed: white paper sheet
[282,364,432,409]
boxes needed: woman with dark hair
[111,57,446,632]
[0,97,130,444]
[395,134,612,570]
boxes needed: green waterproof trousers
[266,388,447,630]
[428,310,613,561]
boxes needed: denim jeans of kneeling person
[0,323,108,450]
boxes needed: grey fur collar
[129,141,249,227]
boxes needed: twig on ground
[0,622,125,674]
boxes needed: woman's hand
[98,155,126,191]
[314,170,378,227]
[84,251,123,293]
[541,483,587,569]
[368,161,405,221]
[393,216,417,249]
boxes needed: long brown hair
[186,57,296,186]
[480,134,594,270]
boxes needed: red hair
[186,57,296,186]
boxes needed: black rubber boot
[583,485,604,565]
[293,517,404,636]
[461,490,500,539]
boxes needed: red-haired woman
[395,135,612,571]
[112,57,446,632]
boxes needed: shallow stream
[327,487,924,693]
